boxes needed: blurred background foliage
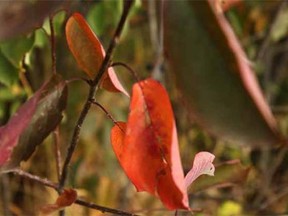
[1,0,288,215]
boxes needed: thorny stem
[111,61,140,82]
[59,0,134,195]
[9,169,137,216]
[49,15,57,74]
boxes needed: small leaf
[110,79,188,210]
[41,189,77,215]
[188,159,250,193]
[184,152,215,188]
[0,74,67,172]
[66,13,128,96]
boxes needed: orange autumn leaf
[65,13,128,96]
[110,79,188,210]
[41,189,77,215]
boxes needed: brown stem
[58,0,134,193]
[49,15,57,74]
[9,169,137,216]
[11,168,58,189]
[111,61,140,82]
[74,200,138,216]
[90,100,125,133]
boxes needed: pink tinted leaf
[184,152,215,188]
[0,91,40,167]
[0,74,67,172]
[101,67,129,97]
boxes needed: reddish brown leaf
[41,189,77,215]
[65,13,128,96]
[0,74,67,172]
[110,79,188,210]
[0,90,40,167]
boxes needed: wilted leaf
[0,74,67,172]
[0,50,18,87]
[41,189,77,215]
[184,152,215,188]
[164,0,281,147]
[110,79,188,210]
[66,13,128,96]
[0,1,64,41]
[188,160,250,193]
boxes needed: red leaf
[110,79,189,210]
[41,189,77,215]
[65,13,128,96]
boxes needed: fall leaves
[66,13,215,210]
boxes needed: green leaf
[164,1,281,147]
[0,50,18,87]
[87,1,122,37]
[42,11,66,36]
[0,34,35,67]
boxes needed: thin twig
[20,57,33,96]
[9,169,137,216]
[53,126,62,181]
[11,168,58,189]
[90,99,125,133]
[75,200,138,216]
[111,62,140,82]
[147,0,165,80]
[260,186,288,210]
[255,0,288,62]
[0,175,11,216]
[90,100,118,125]
[59,0,134,193]
[49,15,57,74]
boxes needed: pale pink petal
[184,151,215,188]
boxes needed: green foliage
[0,50,18,87]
